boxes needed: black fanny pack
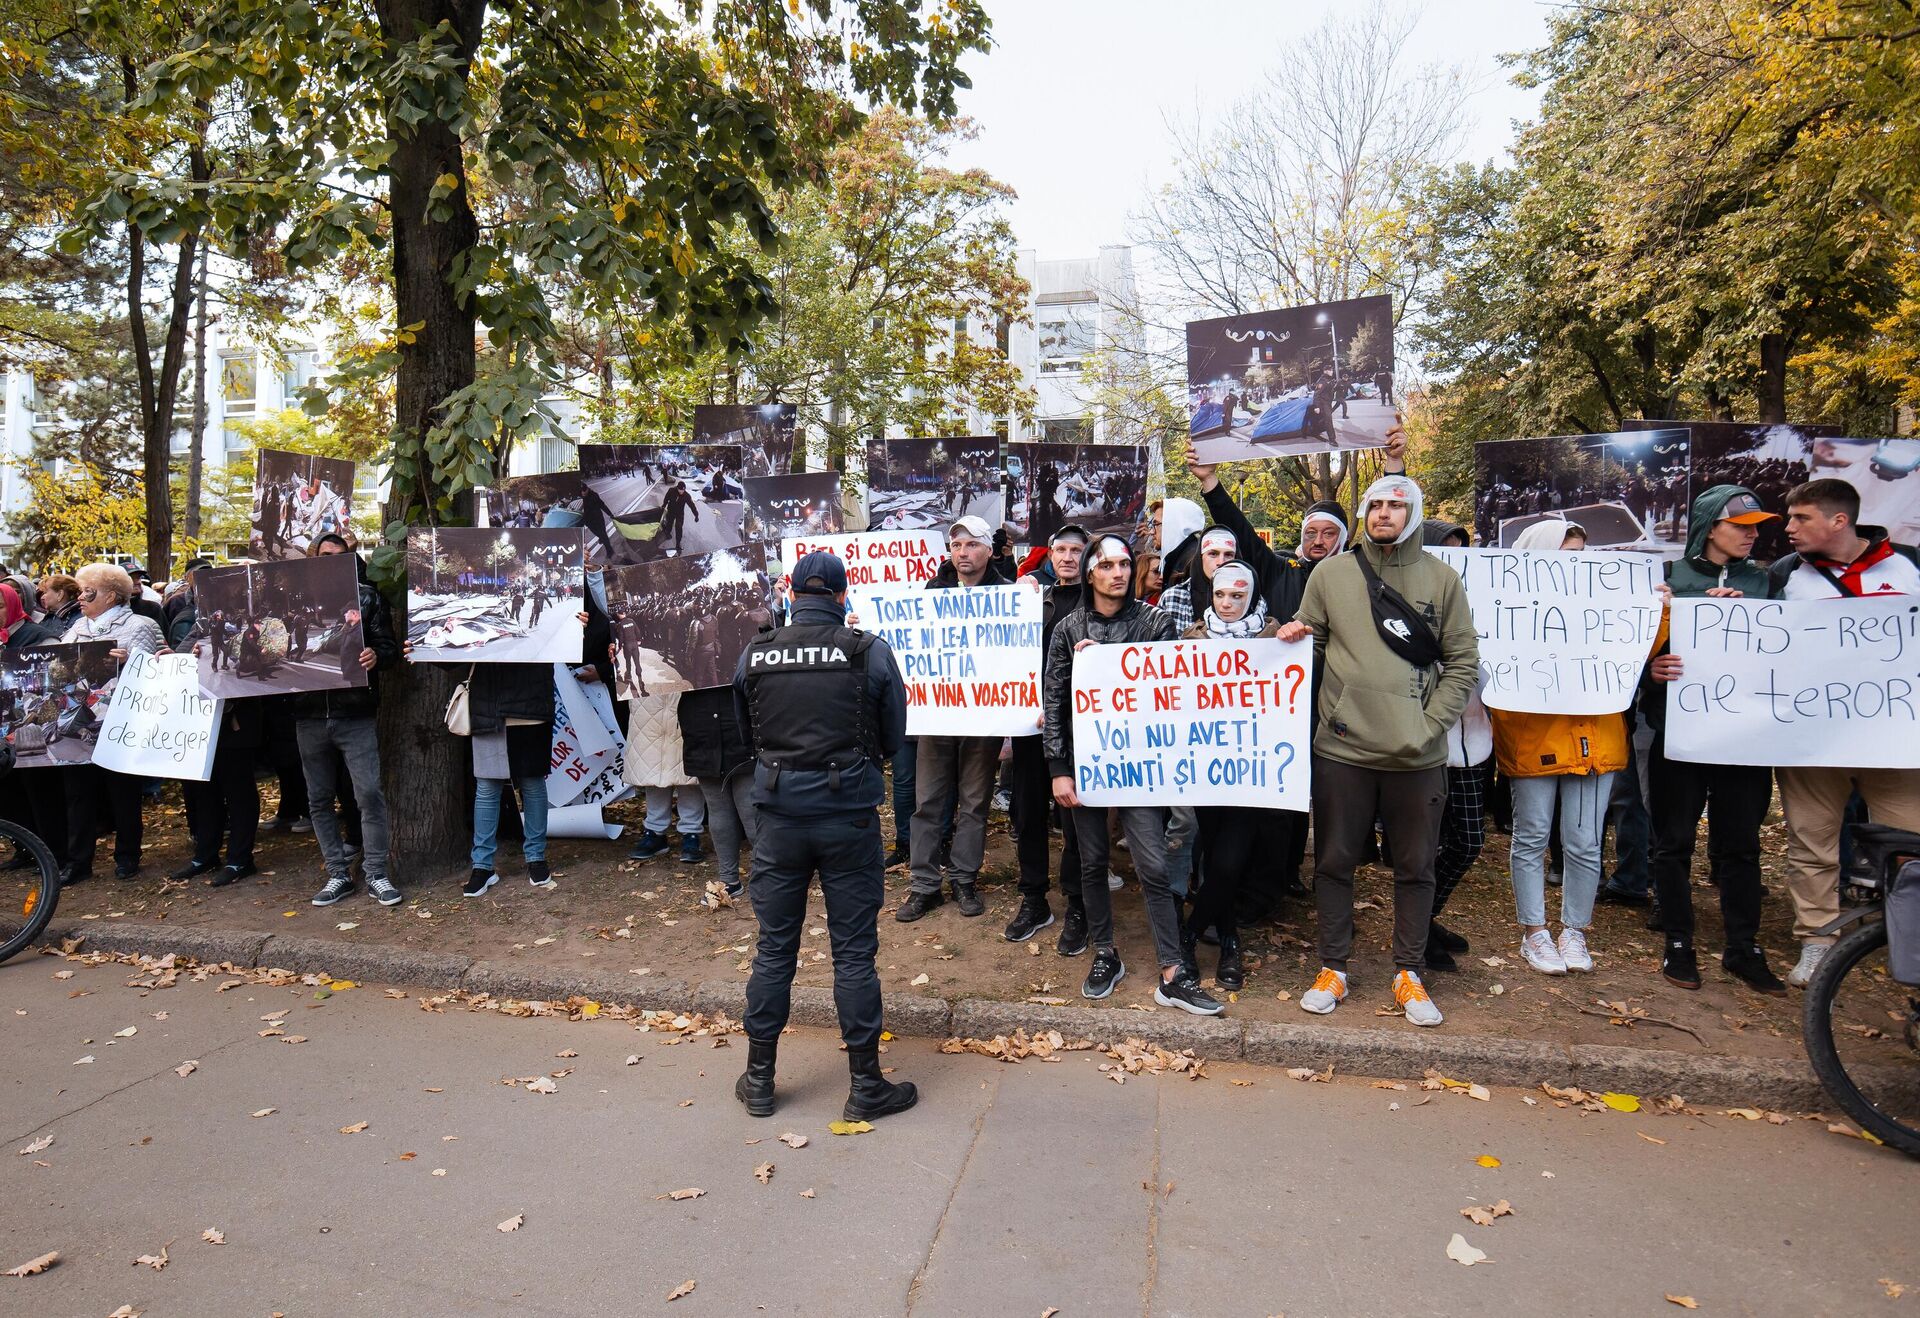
[1355,551,1445,669]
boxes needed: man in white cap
[896,514,1012,924]
[1277,473,1479,1027]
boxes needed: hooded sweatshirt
[1666,485,1774,598]
[1292,475,1479,771]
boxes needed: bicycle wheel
[0,817,61,967]
[1803,919,1920,1158]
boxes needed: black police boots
[735,1037,778,1117]
[844,1045,918,1121]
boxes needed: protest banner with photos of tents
[604,544,776,697]
[579,443,746,565]
[250,448,354,560]
[1187,294,1395,461]
[1474,429,1693,552]
[190,554,369,698]
[406,527,586,664]
[742,471,844,543]
[0,640,118,767]
[1002,442,1148,543]
[692,403,798,477]
[480,472,585,530]
[863,437,1002,531]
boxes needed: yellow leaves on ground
[1098,1038,1207,1084]
[4,1251,58,1276]
[1445,1233,1490,1266]
[339,1121,369,1135]
[201,1229,225,1245]
[939,1030,1092,1063]
[1475,1155,1502,1168]
[1420,1069,1488,1100]
[1665,1296,1698,1309]
[828,1120,874,1136]
[1600,1092,1641,1113]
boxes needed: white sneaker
[1787,941,1830,988]
[1521,929,1568,975]
[1300,967,1348,1015]
[1556,927,1593,973]
[1393,970,1443,1027]
[1107,870,1124,890]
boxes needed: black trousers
[1194,806,1263,937]
[65,764,142,874]
[20,770,69,869]
[1649,735,1771,949]
[1431,761,1492,917]
[1311,756,1446,971]
[185,740,261,867]
[744,811,886,1049]
[1009,735,1081,906]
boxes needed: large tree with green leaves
[91,0,989,869]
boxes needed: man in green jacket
[1278,474,1479,1026]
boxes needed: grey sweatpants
[1311,755,1446,972]
[699,771,757,889]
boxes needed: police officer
[732,550,914,1121]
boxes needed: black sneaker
[1722,944,1787,996]
[1154,971,1225,1016]
[1596,883,1651,908]
[1057,903,1089,957]
[114,863,140,881]
[678,834,704,865]
[528,861,556,891]
[462,868,500,898]
[1003,899,1054,943]
[894,890,942,922]
[168,858,220,881]
[1661,937,1701,990]
[950,882,984,917]
[312,875,357,907]
[1643,904,1665,933]
[1424,943,1458,973]
[626,830,669,861]
[208,861,256,888]
[723,879,744,899]
[1082,948,1126,1000]
[1428,920,1469,954]
[885,843,910,868]
[367,876,403,907]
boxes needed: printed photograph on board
[692,403,798,477]
[1003,442,1148,543]
[480,472,584,530]
[742,471,844,543]
[188,554,369,697]
[1474,429,1693,551]
[250,449,354,560]
[604,545,775,697]
[1186,294,1396,461]
[405,527,586,663]
[0,640,117,767]
[578,443,746,565]
[864,437,1002,531]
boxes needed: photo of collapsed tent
[1186,294,1396,461]
[190,553,370,697]
[1474,429,1692,552]
[1003,441,1148,543]
[741,471,843,543]
[0,640,118,767]
[864,437,1002,531]
[692,403,799,477]
[405,527,586,664]
[250,448,354,560]
[480,472,585,530]
[579,443,746,565]
[604,545,776,698]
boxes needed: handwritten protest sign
[547,663,619,807]
[1071,638,1313,808]
[1666,595,1920,767]
[1433,548,1663,714]
[779,529,942,588]
[91,652,221,781]
[856,582,1043,737]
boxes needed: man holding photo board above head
[1276,473,1478,1027]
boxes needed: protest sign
[406,527,586,664]
[91,652,222,781]
[854,582,1043,737]
[864,437,1001,531]
[1665,595,1920,767]
[1432,548,1663,714]
[1070,638,1313,809]
[1,640,117,767]
[547,663,620,807]
[190,554,368,698]
[605,546,775,695]
[778,529,943,587]
[251,448,354,560]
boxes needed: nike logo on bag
[1383,619,1411,640]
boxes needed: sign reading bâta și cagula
[1071,638,1312,808]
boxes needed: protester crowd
[4,425,1908,1029]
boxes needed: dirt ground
[7,775,1911,1069]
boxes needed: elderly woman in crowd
[61,563,163,883]
[36,574,83,635]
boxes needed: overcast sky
[943,0,1553,258]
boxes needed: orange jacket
[1487,709,1629,778]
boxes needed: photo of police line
[4,415,1915,1097]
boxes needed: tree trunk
[185,246,208,542]
[1756,333,1790,424]
[373,0,489,877]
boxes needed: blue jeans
[1511,773,1613,929]
[473,776,549,871]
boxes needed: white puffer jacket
[622,691,693,788]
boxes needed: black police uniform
[733,593,907,1049]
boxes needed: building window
[222,353,257,415]
[1037,303,1096,374]
[223,425,251,453]
[1041,417,1093,443]
[279,349,318,407]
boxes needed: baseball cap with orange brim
[1718,492,1778,524]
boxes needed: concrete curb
[23,920,1828,1107]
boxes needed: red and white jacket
[1769,528,1920,599]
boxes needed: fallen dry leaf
[828,1120,874,1136]
[1601,1092,1642,1113]
[556,1049,578,1059]
[339,1121,369,1135]
[1460,1200,1514,1227]
[201,1229,224,1245]
[1881,1279,1907,1299]
[525,1077,558,1095]
[1043,1309,1061,1318]
[659,1188,705,1201]
[113,1026,137,1039]
[799,1188,815,1199]
[280,1036,308,1046]
[1638,1132,1668,1145]
[108,1307,140,1316]
[72,1056,93,1065]
[52,970,73,980]
[1475,1155,1501,1168]
[625,1055,641,1066]
[1445,1233,1489,1266]
[17,1134,53,1156]
[1466,1084,1491,1102]
[497,1214,523,1233]
[250,1108,275,1119]
[778,1132,809,1149]
[133,1244,169,1270]
[173,1061,198,1079]
[336,922,359,931]
[666,1280,696,1302]
[432,1169,447,1177]
[3,1250,58,1277]
[754,1162,774,1185]
[909,973,930,986]
[1664,1296,1698,1309]
[398,1152,417,1161]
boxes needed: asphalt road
[2,954,1912,1317]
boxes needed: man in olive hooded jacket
[1278,474,1479,1026]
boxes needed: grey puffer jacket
[1042,594,1176,778]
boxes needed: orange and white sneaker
[1300,967,1348,1015]
[1393,970,1443,1027]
